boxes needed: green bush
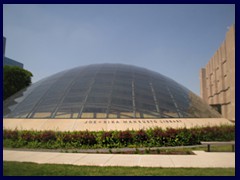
[3,125,235,149]
[134,129,148,145]
[3,65,33,100]
[118,130,133,146]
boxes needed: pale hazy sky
[3,4,235,95]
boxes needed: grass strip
[3,161,235,176]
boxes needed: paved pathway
[3,149,235,168]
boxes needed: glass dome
[3,63,221,119]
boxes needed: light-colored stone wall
[200,24,235,121]
[3,118,233,132]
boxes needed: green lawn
[3,161,235,176]
[178,144,234,152]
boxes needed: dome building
[3,64,232,131]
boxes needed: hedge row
[3,125,235,149]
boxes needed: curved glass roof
[4,63,221,119]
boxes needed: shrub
[68,131,97,146]
[81,131,97,146]
[62,133,73,143]
[100,131,119,147]
[21,131,35,141]
[3,125,235,149]
[152,128,165,138]
[101,131,113,144]
[40,131,56,142]
[152,128,165,146]
[3,129,18,140]
[135,129,148,143]
[118,130,133,146]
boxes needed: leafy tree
[3,65,33,100]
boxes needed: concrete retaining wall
[3,118,234,131]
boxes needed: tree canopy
[3,66,33,100]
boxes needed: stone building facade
[200,24,235,121]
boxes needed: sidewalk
[3,149,235,168]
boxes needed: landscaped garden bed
[3,125,234,150]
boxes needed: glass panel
[72,113,79,118]
[142,113,157,118]
[32,112,52,118]
[136,103,156,111]
[86,96,109,104]
[108,113,118,118]
[90,87,111,94]
[81,113,94,118]
[96,113,106,118]
[111,98,132,107]
[14,112,29,118]
[55,112,71,118]
[120,112,133,118]
[162,111,179,118]
[135,112,141,118]
[62,96,85,104]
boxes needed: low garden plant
[3,125,235,149]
